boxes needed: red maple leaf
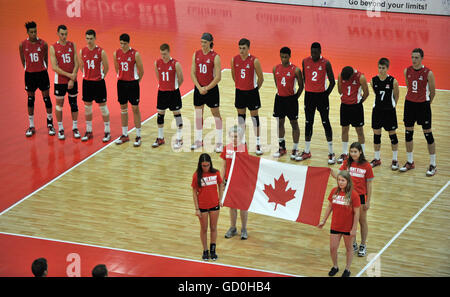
[263,173,297,211]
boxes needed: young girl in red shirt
[318,170,360,277]
[191,153,224,261]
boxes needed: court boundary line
[0,231,302,277]
[356,180,450,277]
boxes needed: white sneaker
[190,140,203,150]
[58,130,65,140]
[255,145,263,156]
[102,132,111,142]
[214,143,223,153]
[426,165,437,177]
[173,138,183,149]
[134,136,141,147]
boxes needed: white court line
[356,180,450,277]
[0,231,302,277]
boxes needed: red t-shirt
[405,65,431,103]
[328,187,361,233]
[191,171,223,209]
[81,45,104,81]
[195,49,217,87]
[220,143,248,180]
[274,63,298,97]
[340,70,362,105]
[116,48,139,81]
[156,57,179,91]
[303,56,329,93]
[233,54,257,90]
[22,38,47,73]
[53,41,75,84]
[339,160,374,196]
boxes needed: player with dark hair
[153,43,184,149]
[231,38,265,155]
[92,264,108,277]
[31,258,48,277]
[337,66,369,163]
[370,58,400,169]
[50,24,80,139]
[78,29,110,142]
[400,48,437,176]
[272,46,303,159]
[113,33,144,147]
[20,21,55,137]
[298,42,336,163]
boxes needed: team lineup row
[20,22,437,177]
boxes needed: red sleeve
[216,171,223,185]
[328,187,337,202]
[365,162,374,180]
[220,147,226,160]
[191,172,198,189]
[351,191,361,208]
[339,160,348,171]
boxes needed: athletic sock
[29,115,34,127]
[122,126,128,136]
[305,141,311,153]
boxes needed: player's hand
[363,201,370,211]
[196,209,202,218]
[70,73,77,81]
[199,87,208,95]
[350,228,357,237]
[317,221,325,229]
[68,80,74,90]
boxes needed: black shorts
[304,91,330,121]
[359,194,366,205]
[235,88,261,110]
[25,70,50,92]
[118,80,140,105]
[330,229,351,236]
[194,85,220,108]
[199,205,220,213]
[372,107,397,131]
[273,94,299,121]
[157,89,182,111]
[340,103,364,127]
[54,81,78,97]
[403,100,432,130]
[82,79,107,103]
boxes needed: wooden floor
[0,70,448,276]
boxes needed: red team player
[401,48,437,176]
[49,25,80,140]
[113,33,144,147]
[78,29,110,142]
[19,21,55,137]
[153,43,184,149]
[272,47,303,159]
[190,33,223,152]
[300,42,336,164]
[337,66,369,163]
[231,38,265,155]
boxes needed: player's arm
[113,51,119,75]
[43,42,49,68]
[135,52,144,83]
[190,52,202,90]
[78,49,84,75]
[19,42,25,68]
[192,189,201,218]
[365,179,373,211]
[404,68,408,89]
[205,54,221,91]
[302,60,305,84]
[393,78,400,105]
[272,66,277,88]
[175,61,184,88]
[325,61,336,95]
[295,67,304,98]
[360,74,369,103]
[318,201,332,228]
[337,74,342,95]
[254,58,264,89]
[351,206,360,237]
[101,49,109,77]
[427,71,436,103]
[230,57,235,82]
[154,61,159,82]
[72,43,79,80]
[49,45,73,79]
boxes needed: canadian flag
[222,153,330,226]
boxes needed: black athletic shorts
[82,79,107,103]
[117,80,140,105]
[403,100,432,130]
[372,107,398,131]
[340,103,364,127]
[359,194,366,205]
[194,85,219,108]
[330,229,351,236]
[54,81,78,97]
[304,91,330,121]
[25,70,50,92]
[157,89,182,111]
[273,94,299,121]
[235,88,261,110]
[199,204,220,213]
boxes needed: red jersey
[195,49,217,87]
[53,41,75,84]
[22,38,47,73]
[339,160,374,196]
[274,63,298,97]
[328,187,361,233]
[220,143,249,180]
[405,66,431,103]
[115,48,139,81]
[156,58,179,91]
[340,70,362,105]
[191,171,223,209]
[81,45,104,81]
[303,56,329,93]
[233,54,258,91]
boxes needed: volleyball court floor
[0,0,449,276]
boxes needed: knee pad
[68,95,78,113]
[43,96,52,109]
[27,96,35,108]
[99,105,109,116]
[121,108,128,115]
[424,132,434,144]
[374,134,381,145]
[55,104,63,112]
[157,113,165,125]
[238,113,246,124]
[405,130,414,142]
[84,104,93,115]
[251,115,260,127]
[174,114,183,128]
[389,134,398,145]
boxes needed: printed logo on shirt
[201,175,218,187]
[349,166,367,178]
[332,194,350,206]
